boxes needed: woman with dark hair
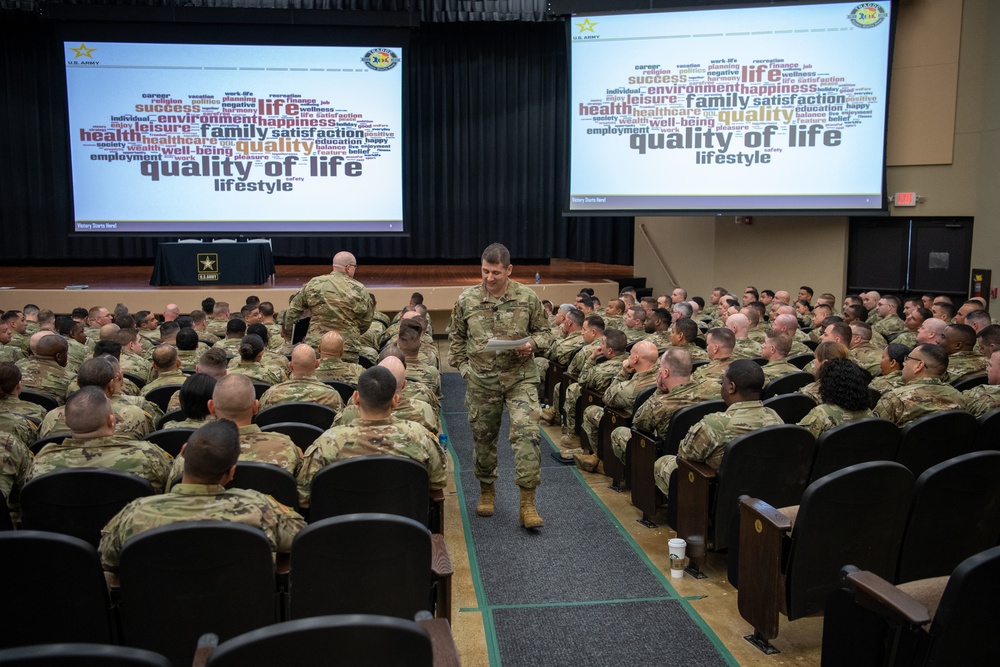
[245,322,292,371]
[796,341,850,404]
[797,358,874,439]
[170,373,218,428]
[871,343,912,396]
[228,334,283,385]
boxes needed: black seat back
[974,407,1000,451]
[259,422,324,450]
[145,427,196,458]
[19,468,154,547]
[925,545,1000,665]
[17,389,59,413]
[763,371,814,399]
[118,521,277,667]
[810,417,899,482]
[0,644,170,666]
[309,455,430,527]
[896,410,979,477]
[896,450,1000,583]
[786,461,914,620]
[762,393,818,424]
[143,384,183,412]
[323,380,357,405]
[289,514,432,620]
[255,402,336,430]
[227,461,299,509]
[0,531,114,649]
[662,400,726,456]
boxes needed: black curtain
[0,11,633,264]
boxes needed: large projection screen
[63,40,404,234]
[567,1,895,215]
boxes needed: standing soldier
[448,243,553,529]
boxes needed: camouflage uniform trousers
[466,373,541,489]
[581,405,605,451]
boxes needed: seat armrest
[676,458,717,562]
[846,570,932,627]
[430,533,453,579]
[737,496,792,640]
[419,618,461,667]
[191,633,219,667]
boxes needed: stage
[0,259,635,331]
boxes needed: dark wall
[0,11,633,264]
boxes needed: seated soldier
[549,328,626,436]
[940,323,988,384]
[798,341,851,404]
[978,325,1000,359]
[642,308,673,350]
[797,358,874,439]
[963,349,1000,417]
[726,313,762,360]
[213,318,247,357]
[872,295,906,338]
[142,345,186,395]
[30,386,172,492]
[606,347,720,470]
[166,374,302,486]
[848,321,883,377]
[258,344,343,412]
[227,334,284,385]
[874,343,966,427]
[540,314,606,426]
[0,317,26,363]
[241,323,292,378]
[55,315,87,373]
[871,343,912,396]
[623,305,647,343]
[535,307,585,376]
[334,355,439,435]
[39,357,155,440]
[17,332,72,405]
[113,328,154,384]
[156,321,181,349]
[189,309,220,345]
[296,365,447,509]
[99,419,306,572]
[174,328,203,373]
[653,359,783,498]
[894,306,931,348]
[671,317,708,362]
[315,331,365,384]
[760,329,800,380]
[396,320,442,398]
[168,373,218,429]
[165,347,229,413]
[691,327,736,385]
[0,361,46,422]
[206,301,232,337]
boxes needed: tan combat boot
[573,452,600,473]
[540,406,560,425]
[477,482,495,517]
[519,486,544,529]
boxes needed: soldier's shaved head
[65,386,113,435]
[35,333,68,360]
[210,373,257,422]
[378,356,407,395]
[319,331,345,358]
[151,345,179,371]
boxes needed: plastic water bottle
[535,272,540,284]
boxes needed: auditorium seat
[600,385,657,489]
[18,389,58,413]
[255,402,336,430]
[762,371,814,399]
[143,384,183,412]
[322,380,357,405]
[762,393,816,424]
[0,644,171,667]
[808,417,899,483]
[974,406,1000,451]
[259,422,324,450]
[896,410,979,477]
[146,427,196,458]
[226,461,298,510]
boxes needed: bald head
[773,313,799,333]
[726,313,751,337]
[35,333,68,363]
[290,344,319,376]
[163,304,180,321]
[319,331,345,358]
[29,330,58,354]
[209,374,257,424]
[629,340,659,373]
[99,323,120,340]
[378,356,406,395]
[332,252,357,272]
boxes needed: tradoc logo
[197,253,219,282]
[362,48,399,72]
[848,3,887,29]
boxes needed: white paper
[485,337,531,351]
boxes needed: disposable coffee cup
[668,538,687,578]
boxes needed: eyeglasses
[905,355,924,364]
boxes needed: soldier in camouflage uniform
[0,362,47,422]
[573,340,659,469]
[0,320,25,364]
[296,365,447,508]
[671,318,709,363]
[771,313,812,356]
[204,302,231,338]
[256,302,290,354]
[142,345,187,396]
[551,328,625,434]
[166,374,302,487]
[282,252,374,362]
[39,357,154,440]
[83,306,113,343]
[642,308,673,350]
[797,358,874,439]
[334,356,439,435]
[760,330,802,381]
[871,343,910,396]
[115,329,154,383]
[175,328,205,373]
[168,373,218,429]
[874,343,966,427]
[654,359,782,497]
[540,315,605,426]
[227,335,285,386]
[213,319,246,357]
[848,322,883,377]
[608,348,720,466]
[691,327,736,386]
[941,324,989,384]
[602,299,626,333]
[397,321,442,398]
[872,296,907,339]
[535,307,585,378]
[726,313,763,360]
[2,311,31,357]
[315,331,365,384]
[30,387,172,492]
[797,341,850,404]
[962,350,1000,417]
[258,344,343,412]
[99,420,305,571]
[448,243,553,528]
[623,306,647,344]
[17,333,71,405]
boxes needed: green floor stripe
[442,414,503,667]
[460,595,674,612]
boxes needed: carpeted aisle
[441,373,736,666]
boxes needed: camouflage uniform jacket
[632,379,721,439]
[335,393,439,435]
[262,322,285,352]
[360,319,387,351]
[296,416,447,507]
[962,384,1000,418]
[120,351,154,384]
[0,413,38,448]
[850,342,882,377]
[747,325,767,345]
[624,325,645,344]
[8,332,30,355]
[567,340,603,378]
[176,348,202,373]
[258,376,344,412]
[870,370,905,395]
[228,360,285,386]
[142,369,187,395]
[65,338,88,373]
[546,330,584,366]
[169,416,215,429]
[0,432,32,501]
[604,316,625,332]
[447,280,553,390]
[0,343,26,364]
[99,482,306,571]
[680,343,709,363]
[692,357,734,384]
[30,435,172,492]
[643,331,672,351]
[678,400,784,470]
[282,271,375,355]
[214,338,242,356]
[39,397,155,441]
[892,331,918,348]
[138,329,161,348]
[873,314,907,338]
[797,380,822,404]
[603,367,658,412]
[762,359,801,381]
[17,357,71,405]
[578,356,625,393]
[797,404,874,439]
[404,359,442,398]
[315,358,364,385]
[732,338,763,360]
[205,318,230,337]
[874,377,966,427]
[167,424,303,488]
[946,351,989,384]
[0,394,47,421]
